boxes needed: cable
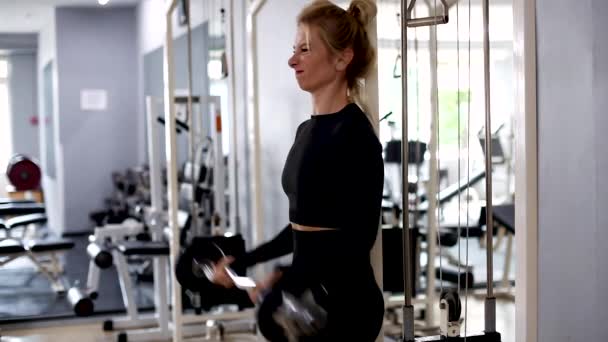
[464,0,472,338]
[456,0,462,297]
[434,0,443,296]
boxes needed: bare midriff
[290,222,338,232]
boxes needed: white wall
[136,0,210,56]
[55,7,138,232]
[8,53,39,159]
[135,0,165,164]
[37,10,64,234]
[255,0,310,241]
[536,0,608,340]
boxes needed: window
[0,58,12,192]
[377,1,515,157]
[0,59,7,79]
[377,1,515,202]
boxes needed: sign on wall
[80,89,108,111]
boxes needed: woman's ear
[336,47,354,71]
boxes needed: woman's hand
[210,256,236,288]
[247,269,285,304]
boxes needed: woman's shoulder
[341,104,379,144]
[295,118,312,138]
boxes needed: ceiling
[0,0,140,33]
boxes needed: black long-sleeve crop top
[238,103,384,268]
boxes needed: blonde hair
[297,0,377,113]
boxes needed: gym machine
[398,0,501,340]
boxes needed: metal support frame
[163,1,183,340]
[406,0,449,27]
[512,0,538,337]
[400,0,500,340]
[225,0,241,235]
[425,2,440,327]
[481,0,497,334]
[85,221,145,295]
[246,0,267,279]
[209,96,227,233]
[20,249,68,293]
[164,3,258,339]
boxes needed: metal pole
[400,1,415,341]
[425,4,440,327]
[482,0,497,334]
[146,97,163,232]
[146,96,170,337]
[225,0,240,235]
[163,1,182,340]
[246,0,267,279]
[185,0,198,239]
[211,96,227,233]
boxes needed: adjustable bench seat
[0,239,26,254]
[479,204,514,234]
[0,237,75,293]
[0,198,35,205]
[0,203,45,217]
[28,239,75,252]
[116,241,170,256]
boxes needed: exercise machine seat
[117,241,170,256]
[27,239,75,252]
[5,213,47,230]
[0,198,35,205]
[479,204,514,234]
[0,203,45,217]
[0,239,26,254]
[441,225,485,238]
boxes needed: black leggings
[257,273,384,342]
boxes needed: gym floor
[0,297,514,341]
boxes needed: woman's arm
[342,118,385,251]
[236,223,294,268]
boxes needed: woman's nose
[288,54,297,68]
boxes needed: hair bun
[347,0,377,27]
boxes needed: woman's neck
[311,81,350,115]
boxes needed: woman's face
[288,24,341,93]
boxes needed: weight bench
[0,198,36,205]
[0,202,46,217]
[1,213,48,238]
[0,209,75,294]
[0,237,75,293]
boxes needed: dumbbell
[192,259,327,341]
[195,260,328,340]
[192,258,256,290]
[273,289,328,341]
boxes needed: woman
[213,0,384,340]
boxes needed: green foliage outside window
[438,90,470,147]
